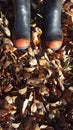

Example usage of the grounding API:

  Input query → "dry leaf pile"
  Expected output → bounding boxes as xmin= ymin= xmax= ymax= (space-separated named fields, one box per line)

xmin=0 ymin=0 xmax=73 ymax=130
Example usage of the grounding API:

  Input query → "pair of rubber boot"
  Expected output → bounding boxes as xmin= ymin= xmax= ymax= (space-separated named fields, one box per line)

xmin=13 ymin=0 xmax=63 ymax=51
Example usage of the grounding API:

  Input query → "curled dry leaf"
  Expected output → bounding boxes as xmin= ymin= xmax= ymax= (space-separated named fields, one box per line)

xmin=5 ymin=96 xmax=13 ymax=104
xmin=39 ymin=57 xmax=47 ymax=66
xmin=0 ymin=24 xmax=11 ymax=37
xmin=34 ymin=46 xmax=40 ymax=55
xmin=64 ymin=1 xmax=73 ymax=24
xmin=51 ymin=59 xmax=65 ymax=90
xmin=39 ymin=86 xmax=50 ymax=96
xmin=22 ymin=99 xmax=29 ymax=114
xmin=58 ymin=75 xmax=65 ymax=91
xmin=32 ymin=27 xmax=42 ymax=46
xmin=61 ymin=49 xmax=72 ymax=72
xmin=31 ymin=103 xmax=37 ymax=113
xmin=15 ymin=65 xmax=23 ymax=73
xmin=24 ymin=67 xmax=36 ymax=72
xmin=33 ymin=100 xmax=45 ymax=115
xmin=69 ymin=86 xmax=73 ymax=91
xmin=3 ymin=38 xmax=13 ymax=46
xmin=12 ymin=123 xmax=21 ymax=129
xmin=3 ymin=60 xmax=12 ymax=69
xmin=5 ymin=96 xmax=17 ymax=104
xmin=29 ymin=58 xmax=38 ymax=66
xmin=0 ymin=109 xmax=8 ymax=117
xmin=9 ymin=109 xmax=16 ymax=115
xmin=44 ymin=52 xmax=50 ymax=62
xmin=19 ymin=52 xmax=28 ymax=59
xmin=4 ymin=84 xmax=13 ymax=92
xmin=4 ymin=27 xmax=11 ymax=37
xmin=47 ymin=48 xmax=54 ymax=54
xmin=8 ymin=53 xmax=17 ymax=63
xmin=27 ymin=77 xmax=45 ymax=85
xmin=5 ymin=44 xmax=17 ymax=53
xmin=35 ymin=124 xmax=40 ymax=130
xmin=50 ymin=100 xmax=64 ymax=107
xmin=64 ymin=2 xmax=72 ymax=12
xmin=29 ymin=92 xmax=33 ymax=101
xmin=28 ymin=47 xmax=35 ymax=57
xmin=40 ymin=125 xmax=47 ymax=129
xmin=4 ymin=17 xmax=9 ymax=26
xmin=18 ymin=87 xmax=27 ymax=95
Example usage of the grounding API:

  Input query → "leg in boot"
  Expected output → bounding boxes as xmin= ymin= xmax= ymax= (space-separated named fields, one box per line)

xmin=44 ymin=0 xmax=63 ymax=51
xmin=12 ymin=0 xmax=30 ymax=49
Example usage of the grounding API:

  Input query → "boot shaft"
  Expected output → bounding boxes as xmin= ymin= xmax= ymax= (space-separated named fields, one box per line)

xmin=13 ymin=0 xmax=30 ymax=40
xmin=44 ymin=0 xmax=62 ymax=41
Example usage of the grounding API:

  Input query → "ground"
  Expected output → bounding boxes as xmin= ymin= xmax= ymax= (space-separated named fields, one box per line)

xmin=0 ymin=0 xmax=73 ymax=130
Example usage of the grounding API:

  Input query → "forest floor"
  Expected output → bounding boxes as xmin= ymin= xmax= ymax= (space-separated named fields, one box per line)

xmin=0 ymin=0 xmax=73 ymax=130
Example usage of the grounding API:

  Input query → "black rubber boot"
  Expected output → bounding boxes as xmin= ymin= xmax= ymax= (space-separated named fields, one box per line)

xmin=12 ymin=0 xmax=30 ymax=49
xmin=44 ymin=0 xmax=63 ymax=51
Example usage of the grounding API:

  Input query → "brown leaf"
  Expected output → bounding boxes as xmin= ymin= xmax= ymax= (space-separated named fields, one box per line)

xmin=18 ymin=87 xmax=27 ymax=95
xmin=4 ymin=84 xmax=13 ymax=92
xmin=29 ymin=58 xmax=38 ymax=66
xmin=12 ymin=123 xmax=21 ymax=129
xmin=3 ymin=60 xmax=12 ymax=69
xmin=32 ymin=27 xmax=42 ymax=46
xmin=3 ymin=38 xmax=13 ymax=46
xmin=39 ymin=58 xmax=47 ymax=66
xmin=24 ymin=67 xmax=36 ymax=72
xmin=0 ymin=109 xmax=8 ymax=117
xmin=22 ymin=99 xmax=29 ymax=114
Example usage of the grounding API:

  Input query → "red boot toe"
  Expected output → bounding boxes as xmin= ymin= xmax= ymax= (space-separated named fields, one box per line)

xmin=14 ymin=38 xmax=30 ymax=49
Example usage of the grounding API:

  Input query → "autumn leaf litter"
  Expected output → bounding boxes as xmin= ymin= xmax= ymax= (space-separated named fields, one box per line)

xmin=0 ymin=0 xmax=73 ymax=130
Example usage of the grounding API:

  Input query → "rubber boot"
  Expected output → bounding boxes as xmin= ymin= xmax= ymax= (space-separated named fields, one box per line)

xmin=12 ymin=0 xmax=30 ymax=49
xmin=44 ymin=0 xmax=63 ymax=51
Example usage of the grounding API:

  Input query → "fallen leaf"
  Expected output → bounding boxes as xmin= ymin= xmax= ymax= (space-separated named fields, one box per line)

xmin=31 ymin=103 xmax=37 ymax=113
xmin=0 ymin=109 xmax=8 ymax=117
xmin=39 ymin=58 xmax=47 ymax=66
xmin=22 ymin=99 xmax=29 ymax=114
xmin=24 ymin=67 xmax=36 ymax=72
xmin=29 ymin=58 xmax=38 ymax=66
xmin=18 ymin=87 xmax=27 ymax=95
xmin=12 ymin=122 xmax=21 ymax=129
xmin=32 ymin=27 xmax=42 ymax=46
xmin=40 ymin=125 xmax=47 ymax=129
xmin=4 ymin=84 xmax=13 ymax=92
xmin=3 ymin=60 xmax=12 ymax=69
